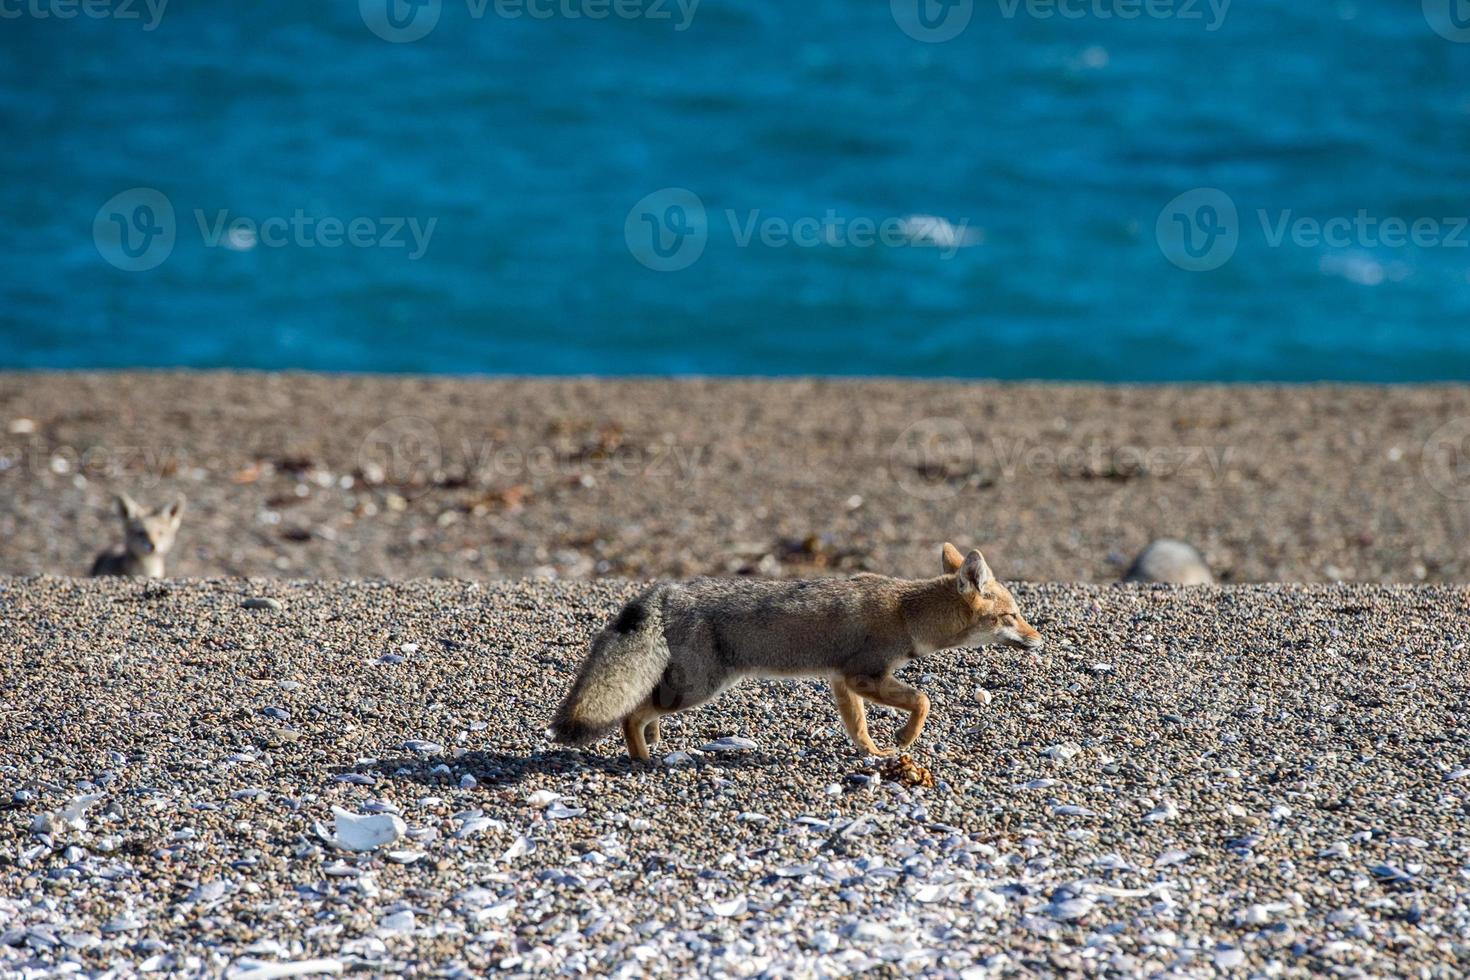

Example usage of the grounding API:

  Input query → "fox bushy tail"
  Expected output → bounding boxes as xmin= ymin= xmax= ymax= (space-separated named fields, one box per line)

xmin=548 ymin=587 xmax=670 ymax=746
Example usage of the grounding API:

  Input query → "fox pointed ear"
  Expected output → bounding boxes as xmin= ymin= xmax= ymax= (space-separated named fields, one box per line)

xmin=956 ymin=549 xmax=994 ymax=595
xmin=941 ymin=542 xmax=965 ymax=574
xmin=161 ymin=494 xmax=186 ymax=526
xmin=115 ymin=492 xmax=140 ymax=521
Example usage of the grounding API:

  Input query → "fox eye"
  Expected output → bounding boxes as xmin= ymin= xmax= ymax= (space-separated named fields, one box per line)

xmin=999 ymin=613 xmax=1017 ymax=625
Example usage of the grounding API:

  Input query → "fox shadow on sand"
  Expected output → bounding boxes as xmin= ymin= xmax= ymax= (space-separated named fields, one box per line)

xmin=357 ymin=746 xmax=778 ymax=788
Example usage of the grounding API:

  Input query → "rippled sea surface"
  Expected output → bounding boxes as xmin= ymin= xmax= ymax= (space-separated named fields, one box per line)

xmin=3 ymin=1 xmax=1469 ymax=379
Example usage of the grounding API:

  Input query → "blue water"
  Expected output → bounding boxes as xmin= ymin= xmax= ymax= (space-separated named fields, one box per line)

xmin=3 ymin=1 xmax=1470 ymax=380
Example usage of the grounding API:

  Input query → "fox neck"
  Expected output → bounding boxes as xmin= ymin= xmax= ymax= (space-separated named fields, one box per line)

xmin=901 ymin=576 xmax=979 ymax=656
xmin=128 ymin=549 xmax=166 ymax=578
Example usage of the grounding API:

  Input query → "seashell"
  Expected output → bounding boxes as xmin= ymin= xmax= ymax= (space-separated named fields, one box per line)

xmin=402 ymin=740 xmax=442 ymax=754
xmin=699 ymin=737 xmax=757 ymax=752
xmin=231 ymin=959 xmax=346 ymax=980
xmin=377 ymin=910 xmax=415 ymax=935
xmin=501 ymin=836 xmax=534 ymax=861
xmin=385 ymin=850 xmax=425 ymax=864
xmin=1155 ymin=849 xmax=1191 ymax=867
xmin=331 ymin=807 xmax=406 ymax=851
xmin=1053 ymin=804 xmax=1095 ymax=817
xmin=1143 ymin=800 xmax=1179 ymax=823
xmin=709 ymin=896 xmax=747 ymax=917
xmin=1040 ymin=742 xmax=1081 ymax=761
xmin=525 ymin=790 xmax=560 ymax=808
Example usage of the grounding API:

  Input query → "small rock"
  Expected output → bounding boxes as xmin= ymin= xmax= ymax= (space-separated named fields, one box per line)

xmin=241 ymin=597 xmax=283 ymax=611
xmin=1123 ymin=539 xmax=1213 ymax=585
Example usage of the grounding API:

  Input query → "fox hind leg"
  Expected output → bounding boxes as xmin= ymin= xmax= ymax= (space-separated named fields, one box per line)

xmin=849 ymin=674 xmax=930 ymax=750
xmin=622 ymin=695 xmax=667 ymax=761
xmin=830 ymin=677 xmax=895 ymax=757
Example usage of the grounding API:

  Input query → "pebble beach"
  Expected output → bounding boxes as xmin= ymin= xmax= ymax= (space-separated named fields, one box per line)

xmin=1 ymin=372 xmax=1468 ymax=584
xmin=2 ymin=577 xmax=1468 ymax=977
xmin=1 ymin=372 xmax=1468 ymax=976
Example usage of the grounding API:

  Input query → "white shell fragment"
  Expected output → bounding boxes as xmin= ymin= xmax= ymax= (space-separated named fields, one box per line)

xmin=699 ymin=737 xmax=757 ymax=752
xmin=709 ymin=896 xmax=747 ymax=917
xmin=330 ymin=807 xmax=406 ymax=851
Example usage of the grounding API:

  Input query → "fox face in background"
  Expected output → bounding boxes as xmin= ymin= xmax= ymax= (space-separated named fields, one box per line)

xmin=91 ymin=492 xmax=186 ymax=578
xmin=940 ymin=541 xmax=1045 ymax=651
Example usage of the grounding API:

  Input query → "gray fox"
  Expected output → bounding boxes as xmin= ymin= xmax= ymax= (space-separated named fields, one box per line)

xmin=90 ymin=492 xmax=185 ymax=578
xmin=549 ymin=543 xmax=1044 ymax=760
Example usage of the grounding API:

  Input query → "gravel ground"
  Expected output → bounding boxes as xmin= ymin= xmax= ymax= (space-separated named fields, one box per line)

xmin=2 ymin=577 xmax=1468 ymax=977
xmin=1 ymin=372 xmax=1468 ymax=583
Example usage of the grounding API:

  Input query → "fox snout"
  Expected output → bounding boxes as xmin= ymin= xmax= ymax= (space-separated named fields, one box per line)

xmin=1003 ymin=622 xmax=1045 ymax=650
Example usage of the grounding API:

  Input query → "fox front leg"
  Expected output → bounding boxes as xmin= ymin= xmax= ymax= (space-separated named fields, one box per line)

xmin=846 ymin=673 xmax=931 ymax=751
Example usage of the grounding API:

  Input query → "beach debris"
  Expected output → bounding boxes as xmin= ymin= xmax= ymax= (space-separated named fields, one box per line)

xmin=231 ymin=958 xmax=344 ymax=980
xmin=880 ymin=755 xmax=935 ymax=788
xmin=1143 ymin=800 xmax=1180 ymax=823
xmin=1052 ymin=804 xmax=1095 ymax=817
xmin=1040 ymin=742 xmax=1082 ymax=762
xmin=1123 ymin=539 xmax=1213 ymax=585
xmin=330 ymin=807 xmax=406 ymax=851
xmin=402 ymin=740 xmax=442 ymax=754
xmin=699 ymin=736 xmax=756 ymax=752
xmin=525 ymin=790 xmax=561 ymax=808
xmin=709 ymin=896 xmax=747 ymax=917
xmin=1154 ymin=849 xmax=1191 ymax=867
xmin=501 ymin=836 xmax=534 ymax=862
